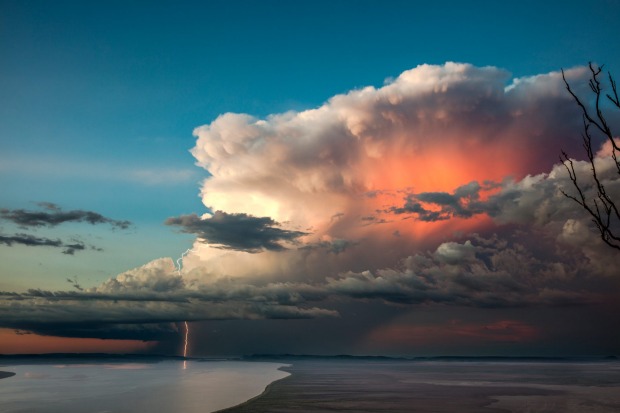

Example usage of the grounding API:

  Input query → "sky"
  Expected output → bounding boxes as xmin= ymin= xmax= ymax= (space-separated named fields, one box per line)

xmin=1 ymin=0 xmax=620 ymax=356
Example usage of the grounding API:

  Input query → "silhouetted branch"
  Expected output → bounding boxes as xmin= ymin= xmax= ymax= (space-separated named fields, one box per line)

xmin=561 ymin=63 xmax=620 ymax=251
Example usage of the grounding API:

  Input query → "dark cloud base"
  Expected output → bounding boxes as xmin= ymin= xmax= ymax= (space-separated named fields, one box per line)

xmin=165 ymin=211 xmax=306 ymax=252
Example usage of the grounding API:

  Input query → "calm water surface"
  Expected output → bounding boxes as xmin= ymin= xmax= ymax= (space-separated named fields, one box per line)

xmin=0 ymin=361 xmax=289 ymax=413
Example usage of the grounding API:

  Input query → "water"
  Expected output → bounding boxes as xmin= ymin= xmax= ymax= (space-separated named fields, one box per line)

xmin=0 ymin=361 xmax=289 ymax=413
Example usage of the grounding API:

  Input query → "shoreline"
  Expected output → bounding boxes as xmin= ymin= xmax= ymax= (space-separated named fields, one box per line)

xmin=0 ymin=371 xmax=16 ymax=380
xmin=214 ymin=365 xmax=293 ymax=413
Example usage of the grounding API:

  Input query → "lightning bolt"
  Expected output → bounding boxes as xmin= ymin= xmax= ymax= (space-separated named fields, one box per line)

xmin=183 ymin=321 xmax=189 ymax=369
xmin=183 ymin=321 xmax=189 ymax=358
xmin=176 ymin=248 xmax=195 ymax=276
xmin=176 ymin=248 xmax=195 ymax=368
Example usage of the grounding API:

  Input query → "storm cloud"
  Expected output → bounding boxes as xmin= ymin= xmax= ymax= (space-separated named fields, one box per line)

xmin=0 ymin=257 xmax=336 ymax=340
xmin=0 ymin=227 xmax=605 ymax=341
xmin=3 ymin=63 xmax=620 ymax=346
xmin=326 ymin=235 xmax=593 ymax=308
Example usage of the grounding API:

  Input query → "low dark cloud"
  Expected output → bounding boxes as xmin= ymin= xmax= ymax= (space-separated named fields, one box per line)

xmin=0 ymin=220 xmax=617 ymax=342
xmin=325 ymin=235 xmax=595 ymax=308
xmin=23 ymin=322 xmax=180 ymax=342
xmin=0 ymin=290 xmax=336 ymax=340
xmin=165 ymin=211 xmax=307 ymax=252
xmin=0 ymin=257 xmax=337 ymax=340
xmin=0 ymin=202 xmax=131 ymax=229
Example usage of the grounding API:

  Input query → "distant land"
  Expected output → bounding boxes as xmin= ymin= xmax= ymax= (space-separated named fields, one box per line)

xmin=0 ymin=353 xmax=617 ymax=363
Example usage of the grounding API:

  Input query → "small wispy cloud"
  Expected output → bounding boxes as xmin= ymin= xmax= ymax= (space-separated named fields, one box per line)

xmin=0 ymin=203 xmax=131 ymax=255
xmin=0 ymin=233 xmax=88 ymax=255
xmin=1 ymin=203 xmax=131 ymax=229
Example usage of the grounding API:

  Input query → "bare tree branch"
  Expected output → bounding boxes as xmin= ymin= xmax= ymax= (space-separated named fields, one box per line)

xmin=561 ymin=63 xmax=620 ymax=251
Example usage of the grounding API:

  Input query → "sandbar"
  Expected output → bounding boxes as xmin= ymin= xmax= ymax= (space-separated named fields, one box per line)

xmin=0 ymin=371 xmax=16 ymax=380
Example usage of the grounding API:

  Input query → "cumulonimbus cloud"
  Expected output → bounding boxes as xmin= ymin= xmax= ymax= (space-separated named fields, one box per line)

xmin=182 ymin=63 xmax=598 ymax=279
xmin=2 ymin=63 xmax=620 ymax=341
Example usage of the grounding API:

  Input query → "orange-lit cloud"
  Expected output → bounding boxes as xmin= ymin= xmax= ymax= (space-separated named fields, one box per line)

xmin=184 ymin=62 xmax=589 ymax=280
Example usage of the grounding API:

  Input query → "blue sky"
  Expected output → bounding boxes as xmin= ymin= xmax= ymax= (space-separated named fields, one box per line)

xmin=1 ymin=0 xmax=620 ymax=355
xmin=4 ymin=0 xmax=618 ymax=207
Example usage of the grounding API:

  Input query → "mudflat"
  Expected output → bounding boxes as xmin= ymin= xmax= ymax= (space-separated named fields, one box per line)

xmin=218 ymin=360 xmax=620 ymax=413
xmin=0 ymin=371 xmax=16 ymax=380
